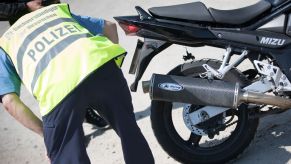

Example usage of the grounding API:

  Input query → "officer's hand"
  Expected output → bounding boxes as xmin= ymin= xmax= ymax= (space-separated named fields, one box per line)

xmin=26 ymin=0 xmax=43 ymax=11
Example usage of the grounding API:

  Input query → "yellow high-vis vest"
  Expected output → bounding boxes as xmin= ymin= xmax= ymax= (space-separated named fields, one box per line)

xmin=0 ymin=4 xmax=126 ymax=116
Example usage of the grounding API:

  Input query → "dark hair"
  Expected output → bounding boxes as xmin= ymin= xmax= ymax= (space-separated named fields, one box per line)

xmin=41 ymin=0 xmax=60 ymax=6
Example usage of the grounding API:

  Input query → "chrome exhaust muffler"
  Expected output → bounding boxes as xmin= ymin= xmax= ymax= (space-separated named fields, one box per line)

xmin=142 ymin=74 xmax=291 ymax=109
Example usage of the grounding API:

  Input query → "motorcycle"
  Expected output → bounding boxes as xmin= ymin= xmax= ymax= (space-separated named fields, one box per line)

xmin=114 ymin=0 xmax=291 ymax=163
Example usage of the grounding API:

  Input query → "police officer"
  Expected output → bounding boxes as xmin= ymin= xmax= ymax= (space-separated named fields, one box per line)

xmin=0 ymin=0 xmax=109 ymax=128
xmin=0 ymin=1 xmax=154 ymax=164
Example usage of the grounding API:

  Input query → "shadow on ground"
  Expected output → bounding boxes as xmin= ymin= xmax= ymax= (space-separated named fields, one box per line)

xmin=234 ymin=110 xmax=291 ymax=164
xmin=85 ymin=103 xmax=291 ymax=164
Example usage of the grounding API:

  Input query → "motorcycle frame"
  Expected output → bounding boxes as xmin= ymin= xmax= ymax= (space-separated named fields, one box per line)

xmin=114 ymin=1 xmax=291 ymax=92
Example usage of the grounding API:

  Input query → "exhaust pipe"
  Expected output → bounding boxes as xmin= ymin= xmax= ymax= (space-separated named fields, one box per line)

xmin=142 ymin=74 xmax=291 ymax=109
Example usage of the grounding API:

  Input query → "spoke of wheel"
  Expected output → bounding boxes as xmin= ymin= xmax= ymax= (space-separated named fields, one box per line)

xmin=187 ymin=133 xmax=202 ymax=147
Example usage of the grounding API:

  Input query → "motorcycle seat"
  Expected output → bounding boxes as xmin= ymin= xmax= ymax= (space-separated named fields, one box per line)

xmin=148 ymin=1 xmax=272 ymax=25
xmin=148 ymin=2 xmax=215 ymax=23
xmin=209 ymin=1 xmax=271 ymax=25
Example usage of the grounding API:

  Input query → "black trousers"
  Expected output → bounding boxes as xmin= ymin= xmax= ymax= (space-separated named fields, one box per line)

xmin=42 ymin=61 xmax=155 ymax=164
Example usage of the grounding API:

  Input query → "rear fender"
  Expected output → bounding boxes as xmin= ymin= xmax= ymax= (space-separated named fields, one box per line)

xmin=130 ymin=38 xmax=171 ymax=92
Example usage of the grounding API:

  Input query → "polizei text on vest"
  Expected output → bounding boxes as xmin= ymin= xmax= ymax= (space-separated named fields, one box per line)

xmin=27 ymin=24 xmax=82 ymax=62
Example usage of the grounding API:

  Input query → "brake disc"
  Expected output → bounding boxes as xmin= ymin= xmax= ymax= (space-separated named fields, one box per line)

xmin=183 ymin=104 xmax=207 ymax=136
xmin=183 ymin=104 xmax=227 ymax=136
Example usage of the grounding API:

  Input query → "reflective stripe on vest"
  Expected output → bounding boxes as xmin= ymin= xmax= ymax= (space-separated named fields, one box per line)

xmin=0 ymin=4 xmax=126 ymax=116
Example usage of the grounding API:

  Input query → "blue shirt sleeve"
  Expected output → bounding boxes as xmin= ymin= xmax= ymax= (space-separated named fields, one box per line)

xmin=72 ymin=14 xmax=105 ymax=36
xmin=0 ymin=48 xmax=21 ymax=98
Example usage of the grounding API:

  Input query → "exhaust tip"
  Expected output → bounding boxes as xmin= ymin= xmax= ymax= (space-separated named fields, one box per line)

xmin=142 ymin=80 xmax=151 ymax=93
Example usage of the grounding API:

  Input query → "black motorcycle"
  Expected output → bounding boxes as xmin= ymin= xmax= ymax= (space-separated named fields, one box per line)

xmin=115 ymin=0 xmax=291 ymax=163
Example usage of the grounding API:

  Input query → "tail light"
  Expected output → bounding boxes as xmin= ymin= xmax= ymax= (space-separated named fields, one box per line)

xmin=119 ymin=22 xmax=140 ymax=36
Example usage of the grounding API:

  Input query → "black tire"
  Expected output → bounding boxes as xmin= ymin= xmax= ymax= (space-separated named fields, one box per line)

xmin=151 ymin=59 xmax=259 ymax=164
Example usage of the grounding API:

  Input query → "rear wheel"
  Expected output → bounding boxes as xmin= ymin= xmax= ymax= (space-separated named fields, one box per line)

xmin=151 ymin=59 xmax=259 ymax=164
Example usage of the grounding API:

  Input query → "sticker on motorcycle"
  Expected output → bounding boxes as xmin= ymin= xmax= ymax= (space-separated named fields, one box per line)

xmin=259 ymin=37 xmax=285 ymax=46
xmin=158 ymin=83 xmax=184 ymax=91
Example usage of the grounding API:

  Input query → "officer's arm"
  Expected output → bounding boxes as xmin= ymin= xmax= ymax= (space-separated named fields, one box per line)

xmin=2 ymin=93 xmax=43 ymax=137
xmin=103 ymin=20 xmax=119 ymax=44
